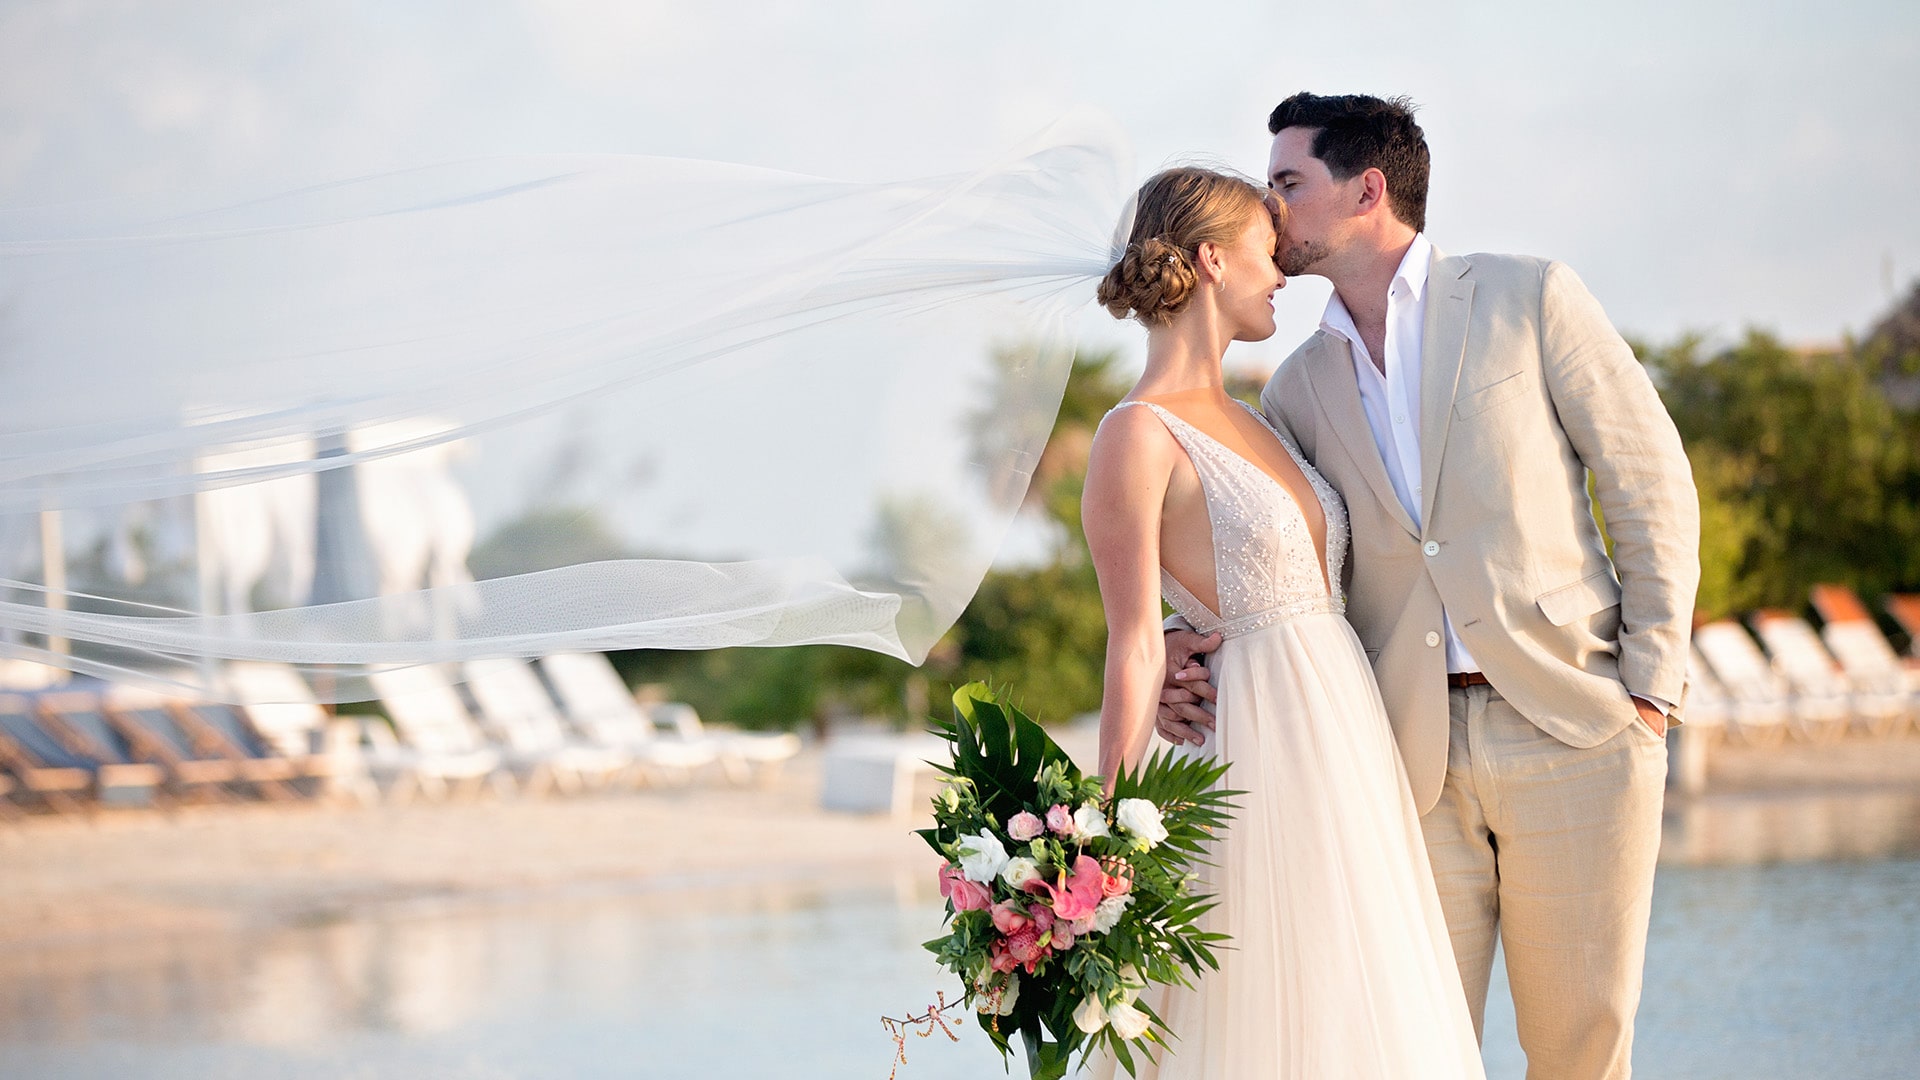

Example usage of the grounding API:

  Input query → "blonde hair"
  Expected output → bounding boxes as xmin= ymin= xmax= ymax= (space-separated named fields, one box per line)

xmin=1097 ymin=167 xmax=1273 ymax=326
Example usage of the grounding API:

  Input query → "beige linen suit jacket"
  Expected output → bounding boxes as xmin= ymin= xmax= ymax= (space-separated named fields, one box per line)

xmin=1261 ymin=248 xmax=1700 ymax=815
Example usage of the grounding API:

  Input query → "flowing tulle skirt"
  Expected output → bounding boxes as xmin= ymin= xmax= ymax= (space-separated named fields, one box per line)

xmin=1085 ymin=612 xmax=1485 ymax=1079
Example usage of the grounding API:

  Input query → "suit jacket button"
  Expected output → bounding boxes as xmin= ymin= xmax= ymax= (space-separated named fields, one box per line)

xmin=1425 ymin=631 xmax=1442 ymax=647
xmin=1423 ymin=540 xmax=1440 ymax=557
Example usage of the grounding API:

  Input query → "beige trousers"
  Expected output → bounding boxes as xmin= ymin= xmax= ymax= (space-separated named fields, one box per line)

xmin=1420 ymin=684 xmax=1667 ymax=1080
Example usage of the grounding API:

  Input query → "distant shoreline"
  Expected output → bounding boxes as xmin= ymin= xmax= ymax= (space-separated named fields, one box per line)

xmin=6 ymin=733 xmax=1918 ymax=953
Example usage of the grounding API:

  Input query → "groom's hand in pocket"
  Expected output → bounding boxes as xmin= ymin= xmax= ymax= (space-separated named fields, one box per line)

xmin=1156 ymin=629 xmax=1222 ymax=746
xmin=1632 ymin=695 xmax=1669 ymax=738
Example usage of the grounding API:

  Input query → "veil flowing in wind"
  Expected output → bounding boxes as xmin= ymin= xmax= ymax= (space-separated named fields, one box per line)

xmin=0 ymin=114 xmax=1133 ymax=700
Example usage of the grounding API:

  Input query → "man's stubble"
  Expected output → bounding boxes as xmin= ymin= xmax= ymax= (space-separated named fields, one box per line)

xmin=1279 ymin=239 xmax=1331 ymax=278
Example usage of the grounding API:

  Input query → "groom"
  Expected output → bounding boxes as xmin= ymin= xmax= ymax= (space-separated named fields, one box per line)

xmin=1157 ymin=93 xmax=1699 ymax=1079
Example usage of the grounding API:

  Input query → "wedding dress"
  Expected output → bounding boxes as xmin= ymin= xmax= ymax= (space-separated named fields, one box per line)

xmin=1086 ymin=401 xmax=1484 ymax=1079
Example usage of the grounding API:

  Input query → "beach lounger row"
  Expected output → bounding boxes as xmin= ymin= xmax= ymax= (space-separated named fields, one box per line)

xmin=0 ymin=679 xmax=361 ymax=814
xmin=0 ymin=652 xmax=799 ymax=814
xmin=1685 ymin=587 xmax=1920 ymax=745
xmin=360 ymin=654 xmax=798 ymax=802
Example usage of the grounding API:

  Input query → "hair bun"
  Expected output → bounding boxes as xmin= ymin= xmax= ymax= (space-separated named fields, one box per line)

xmin=1097 ymin=236 xmax=1198 ymax=325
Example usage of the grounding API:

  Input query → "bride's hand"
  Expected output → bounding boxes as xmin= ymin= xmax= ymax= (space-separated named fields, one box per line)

xmin=1156 ymin=630 xmax=1220 ymax=746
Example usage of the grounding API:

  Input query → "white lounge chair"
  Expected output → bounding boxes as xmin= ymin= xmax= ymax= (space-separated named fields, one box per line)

xmin=1668 ymin=648 xmax=1732 ymax=795
xmin=1809 ymin=586 xmax=1915 ymax=737
xmin=648 ymin=701 xmax=800 ymax=784
xmin=1682 ymin=647 xmax=1731 ymax=735
xmin=364 ymin=665 xmax=508 ymax=802
xmin=1748 ymin=610 xmax=1879 ymax=741
xmin=219 ymin=663 xmax=377 ymax=803
xmin=538 ymin=653 xmax=719 ymax=784
xmin=462 ymin=658 xmax=632 ymax=795
xmin=1692 ymin=620 xmax=1795 ymax=747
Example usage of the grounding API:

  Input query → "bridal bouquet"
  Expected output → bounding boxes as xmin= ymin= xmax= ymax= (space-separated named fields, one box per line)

xmin=906 ymin=683 xmax=1236 ymax=1079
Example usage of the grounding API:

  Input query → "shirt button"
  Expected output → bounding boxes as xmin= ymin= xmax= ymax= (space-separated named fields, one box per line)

xmin=1394 ymin=414 xmax=1406 ymax=424
xmin=1423 ymin=540 xmax=1440 ymax=557
xmin=1425 ymin=631 xmax=1442 ymax=648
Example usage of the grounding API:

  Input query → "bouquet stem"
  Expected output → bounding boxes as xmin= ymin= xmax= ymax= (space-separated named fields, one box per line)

xmin=1022 ymin=1031 xmax=1071 ymax=1080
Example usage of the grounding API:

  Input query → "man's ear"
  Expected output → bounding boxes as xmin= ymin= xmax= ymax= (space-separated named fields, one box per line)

xmin=1356 ymin=168 xmax=1390 ymax=217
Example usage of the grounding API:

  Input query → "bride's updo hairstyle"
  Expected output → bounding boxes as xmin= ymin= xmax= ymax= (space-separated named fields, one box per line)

xmin=1097 ymin=167 xmax=1271 ymax=326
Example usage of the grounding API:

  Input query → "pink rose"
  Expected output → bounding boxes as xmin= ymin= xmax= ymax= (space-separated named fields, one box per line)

xmin=1050 ymin=925 xmax=1076 ymax=953
xmin=1066 ymin=915 xmax=1097 ymax=937
xmin=1045 ymin=804 xmax=1074 ymax=837
xmin=938 ymin=861 xmax=991 ymax=912
xmin=1101 ymin=868 xmax=1132 ymax=898
xmin=990 ymin=900 xmax=1031 ymax=936
xmin=1007 ymin=811 xmax=1045 ymax=842
xmin=1034 ymin=855 xmax=1105 ymax=922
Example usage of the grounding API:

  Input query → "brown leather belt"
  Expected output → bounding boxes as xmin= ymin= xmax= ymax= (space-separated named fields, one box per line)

xmin=1447 ymin=672 xmax=1491 ymax=689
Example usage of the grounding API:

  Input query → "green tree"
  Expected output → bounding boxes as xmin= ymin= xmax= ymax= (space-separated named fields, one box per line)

xmin=1639 ymin=325 xmax=1920 ymax=618
xmin=941 ymin=350 xmax=1137 ymax=722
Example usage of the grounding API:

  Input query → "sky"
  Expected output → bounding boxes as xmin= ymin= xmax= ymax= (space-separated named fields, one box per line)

xmin=3 ymin=0 xmax=1916 ymax=360
xmin=3 ymin=0 xmax=1918 ymax=576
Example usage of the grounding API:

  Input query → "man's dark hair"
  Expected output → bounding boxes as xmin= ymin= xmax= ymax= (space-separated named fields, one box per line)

xmin=1268 ymin=93 xmax=1429 ymax=234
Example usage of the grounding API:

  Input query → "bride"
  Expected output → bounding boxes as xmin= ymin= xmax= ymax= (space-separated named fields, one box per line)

xmin=1080 ymin=167 xmax=1485 ymax=1078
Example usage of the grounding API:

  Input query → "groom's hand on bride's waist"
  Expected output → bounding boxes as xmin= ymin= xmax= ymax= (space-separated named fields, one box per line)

xmin=1156 ymin=629 xmax=1222 ymax=746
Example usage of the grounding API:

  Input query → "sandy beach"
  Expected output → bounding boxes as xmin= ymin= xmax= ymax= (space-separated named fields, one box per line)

xmin=5 ymin=724 xmax=1917 ymax=954
xmin=0 ymin=746 xmax=953 ymax=953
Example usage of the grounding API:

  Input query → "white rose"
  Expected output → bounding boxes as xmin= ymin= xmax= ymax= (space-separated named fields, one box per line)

xmin=1072 ymin=994 xmax=1109 ymax=1034
xmin=1113 ymin=798 xmax=1169 ymax=848
xmin=954 ymin=829 xmax=1010 ymax=884
xmin=1107 ymin=1001 xmax=1151 ymax=1040
xmin=1001 ymin=856 xmax=1042 ymax=890
xmin=1072 ymin=804 xmax=1110 ymax=841
xmin=993 ymin=973 xmax=1020 ymax=1016
xmin=1090 ymin=894 xmax=1132 ymax=934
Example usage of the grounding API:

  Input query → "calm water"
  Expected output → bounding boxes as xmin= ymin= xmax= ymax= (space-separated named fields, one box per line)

xmin=2 ymin=861 xmax=1916 ymax=1079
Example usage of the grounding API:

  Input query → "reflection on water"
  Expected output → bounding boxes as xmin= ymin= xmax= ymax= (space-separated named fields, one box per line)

xmin=1 ymin=862 xmax=1916 ymax=1079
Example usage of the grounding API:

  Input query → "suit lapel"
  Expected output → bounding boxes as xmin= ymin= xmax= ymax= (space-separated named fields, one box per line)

xmin=1418 ymin=250 xmax=1474 ymax=527
xmin=1302 ymin=332 xmax=1420 ymax=539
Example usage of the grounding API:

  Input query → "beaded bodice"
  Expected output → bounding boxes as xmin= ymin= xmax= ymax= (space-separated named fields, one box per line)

xmin=1113 ymin=400 xmax=1349 ymax=638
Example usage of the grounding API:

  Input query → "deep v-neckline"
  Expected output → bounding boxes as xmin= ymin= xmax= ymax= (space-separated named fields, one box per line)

xmin=1127 ymin=398 xmax=1336 ymax=599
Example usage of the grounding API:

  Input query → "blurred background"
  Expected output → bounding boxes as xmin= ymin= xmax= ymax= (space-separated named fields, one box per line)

xmin=2 ymin=2 xmax=1918 ymax=1078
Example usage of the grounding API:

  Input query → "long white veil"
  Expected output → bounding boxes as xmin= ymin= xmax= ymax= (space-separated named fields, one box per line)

xmin=0 ymin=114 xmax=1132 ymax=700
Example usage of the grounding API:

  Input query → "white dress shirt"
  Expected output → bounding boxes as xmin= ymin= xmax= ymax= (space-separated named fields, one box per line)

xmin=1319 ymin=234 xmax=1483 ymax=675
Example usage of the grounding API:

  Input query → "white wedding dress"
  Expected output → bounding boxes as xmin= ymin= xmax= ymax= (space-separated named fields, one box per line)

xmin=1086 ymin=401 xmax=1484 ymax=1079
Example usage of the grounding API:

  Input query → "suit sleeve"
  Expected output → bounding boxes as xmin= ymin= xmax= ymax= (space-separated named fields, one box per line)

xmin=1539 ymin=262 xmax=1700 ymax=708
